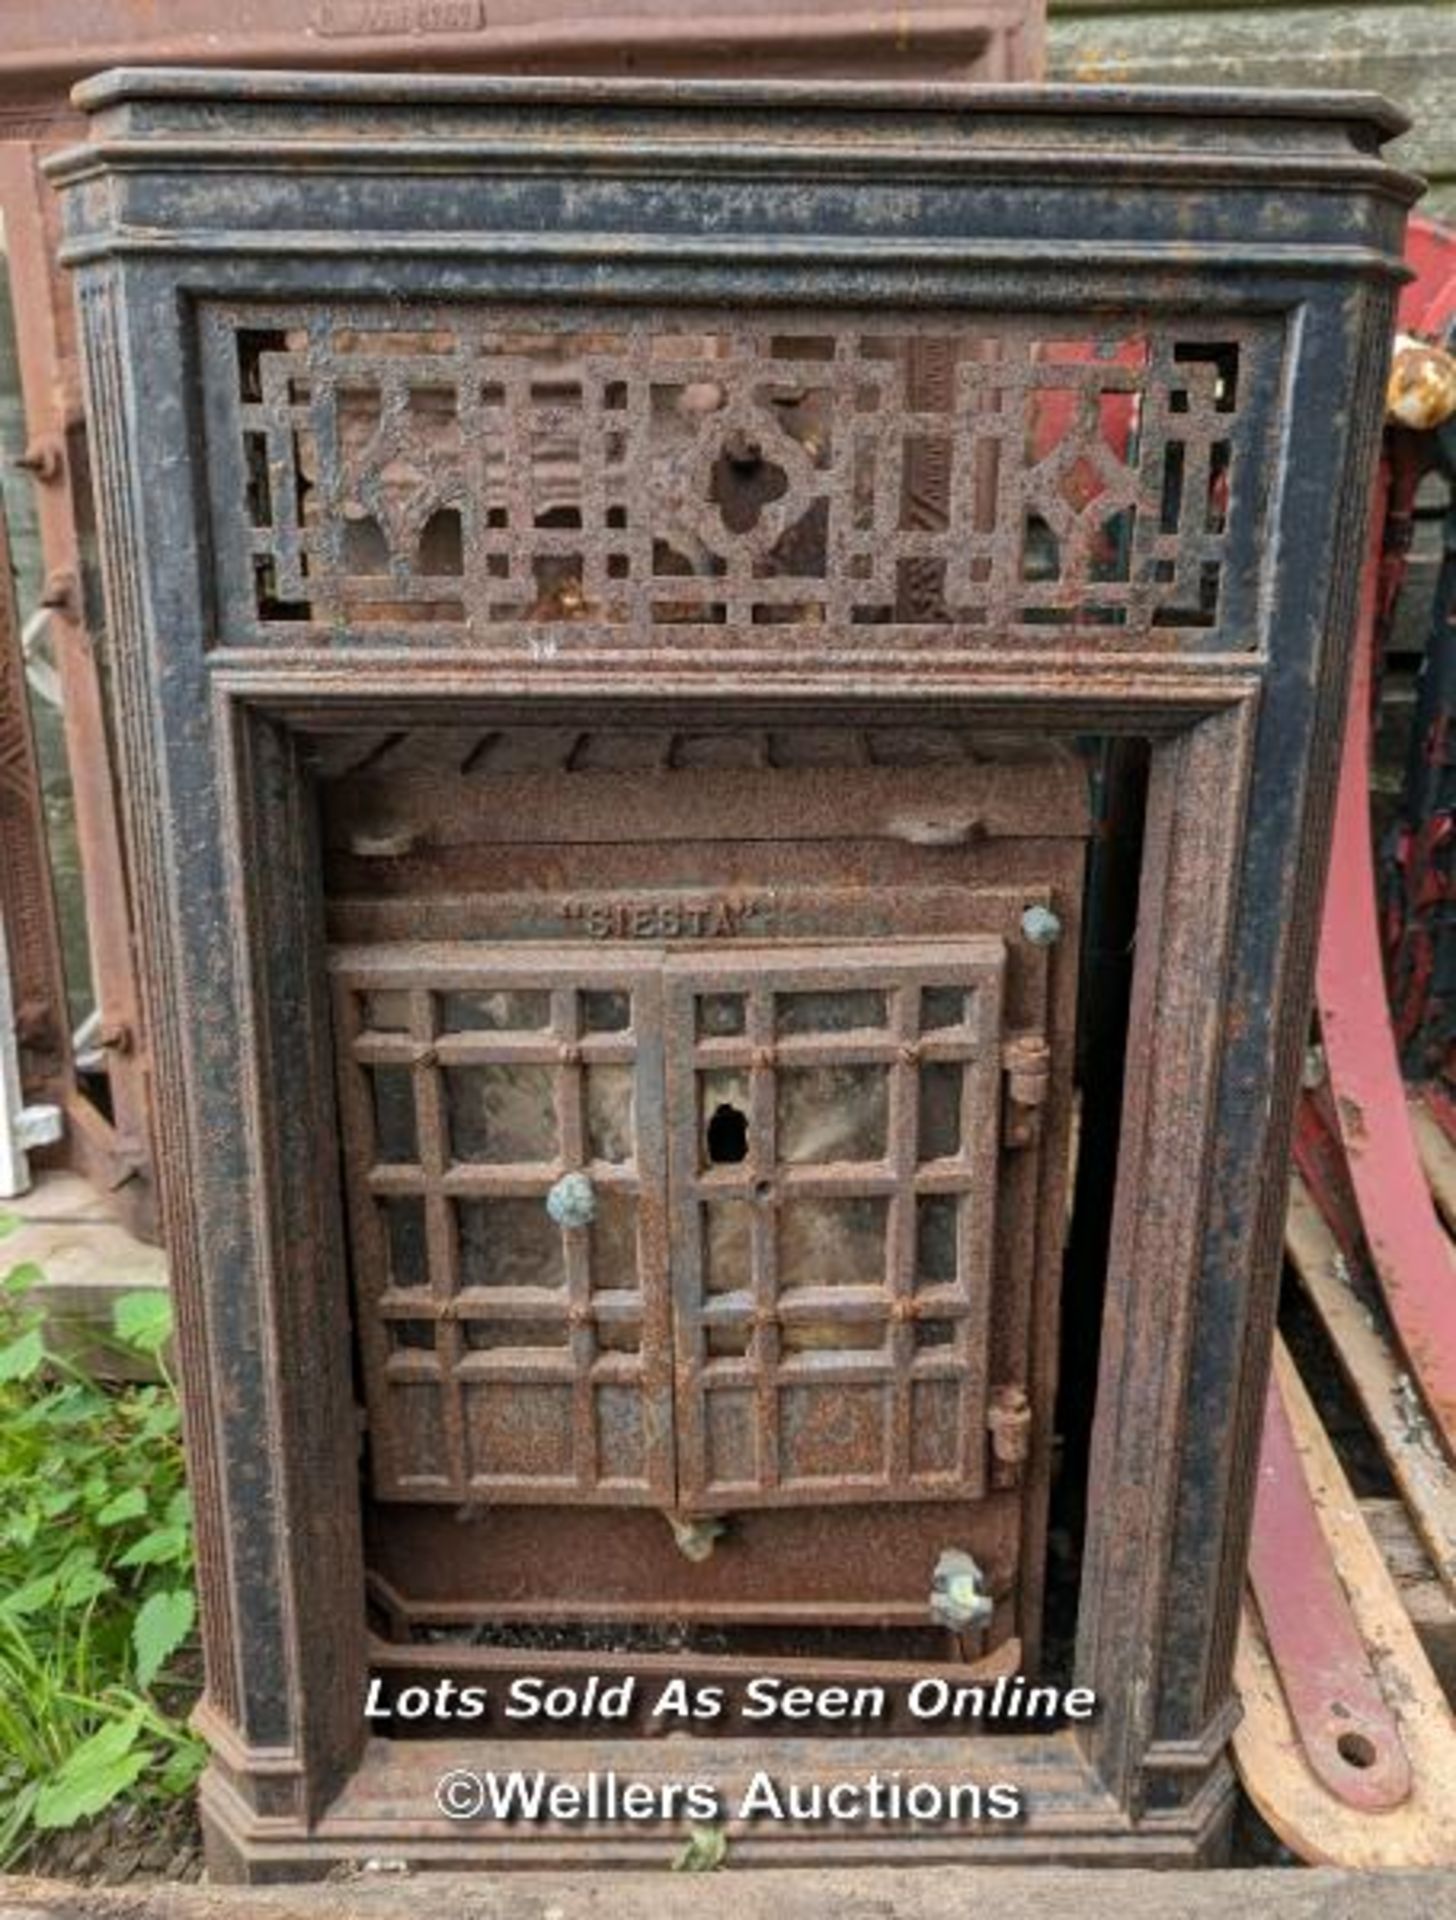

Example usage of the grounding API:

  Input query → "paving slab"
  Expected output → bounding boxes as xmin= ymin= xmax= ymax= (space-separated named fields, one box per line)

xmin=3 ymin=1868 xmax=1456 ymax=1920
xmin=1 ymin=1169 xmax=167 ymax=1375
xmin=2 ymin=1172 xmax=166 ymax=1291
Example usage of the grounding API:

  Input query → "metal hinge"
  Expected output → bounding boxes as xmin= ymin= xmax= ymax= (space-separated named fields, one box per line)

xmin=987 ymin=1385 xmax=1032 ymax=1489
xmin=1002 ymin=1033 xmax=1050 ymax=1148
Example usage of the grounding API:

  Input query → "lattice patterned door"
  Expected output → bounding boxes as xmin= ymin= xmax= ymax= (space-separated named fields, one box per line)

xmin=331 ymin=949 xmax=673 ymax=1506
xmin=665 ymin=943 xmax=1006 ymax=1511
xmin=333 ymin=935 xmax=1020 ymax=1524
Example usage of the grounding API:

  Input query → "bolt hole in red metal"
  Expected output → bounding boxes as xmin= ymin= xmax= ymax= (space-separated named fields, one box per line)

xmin=1335 ymin=1729 xmax=1379 ymax=1771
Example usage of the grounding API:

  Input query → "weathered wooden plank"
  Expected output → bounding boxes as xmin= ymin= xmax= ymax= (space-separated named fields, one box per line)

xmin=1411 ymin=1094 xmax=1456 ymax=1235
xmin=1285 ymin=1172 xmax=1456 ymax=1600
xmin=1055 ymin=0 xmax=1426 ymax=14
xmin=1049 ymin=5 xmax=1456 ymax=217
xmin=1362 ymin=1495 xmax=1456 ymax=1698
xmin=1234 ymin=1337 xmax=1456 ymax=1867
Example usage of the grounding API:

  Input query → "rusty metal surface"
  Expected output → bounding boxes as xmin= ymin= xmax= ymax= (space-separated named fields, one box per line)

xmin=0 ymin=0 xmax=1041 ymax=1235
xmin=334 ymin=942 xmax=1023 ymax=1511
xmin=1248 ymin=1368 xmax=1413 ymax=1814
xmin=0 ymin=143 xmax=152 ymax=1224
xmin=325 ymin=740 xmax=1078 ymax=1651
xmin=50 ymin=72 xmax=1414 ymax=1875
xmin=0 ymin=495 xmax=70 ymax=1100
xmin=0 ymin=2 xmax=1040 ymax=108
xmin=332 ymin=946 xmax=677 ymax=1508
xmin=363 ymin=1494 xmax=1025 ymax=1628
xmin=664 ymin=943 xmax=1010 ymax=1512
xmin=213 ymin=305 xmax=1272 ymax=654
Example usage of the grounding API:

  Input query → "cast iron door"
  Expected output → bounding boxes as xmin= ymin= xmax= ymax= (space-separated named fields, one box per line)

xmin=332 ymin=949 xmax=673 ymax=1505
xmin=332 ymin=935 xmax=1013 ymax=1520
xmin=667 ymin=944 xmax=1006 ymax=1510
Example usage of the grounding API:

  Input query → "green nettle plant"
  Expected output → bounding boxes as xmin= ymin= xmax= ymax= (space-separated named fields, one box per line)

xmin=0 ymin=1213 xmax=204 ymax=1866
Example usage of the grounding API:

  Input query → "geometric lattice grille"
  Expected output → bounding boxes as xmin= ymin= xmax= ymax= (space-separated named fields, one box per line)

xmin=665 ymin=943 xmax=1008 ymax=1509
xmin=330 ymin=949 xmax=672 ymax=1506
xmin=208 ymin=304 xmax=1281 ymax=651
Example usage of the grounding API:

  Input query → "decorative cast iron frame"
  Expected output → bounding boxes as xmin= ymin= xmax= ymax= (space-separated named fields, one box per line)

xmin=50 ymin=72 xmax=1416 ymax=1875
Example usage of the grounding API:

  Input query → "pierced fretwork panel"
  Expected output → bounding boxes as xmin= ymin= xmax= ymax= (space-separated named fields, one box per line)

xmin=204 ymin=304 xmax=1281 ymax=651
xmin=666 ymin=943 xmax=1009 ymax=1510
xmin=330 ymin=950 xmax=672 ymax=1506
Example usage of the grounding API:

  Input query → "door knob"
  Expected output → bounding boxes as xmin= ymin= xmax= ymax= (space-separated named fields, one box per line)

xmin=545 ymin=1171 xmax=596 ymax=1229
xmin=930 ymin=1548 xmax=994 ymax=1631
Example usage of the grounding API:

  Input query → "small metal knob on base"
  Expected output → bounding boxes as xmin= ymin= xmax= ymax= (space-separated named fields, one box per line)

xmin=545 ymin=1171 xmax=597 ymax=1230
xmin=668 ymin=1513 xmax=727 ymax=1562
xmin=930 ymin=1548 xmax=994 ymax=1631
xmin=1020 ymin=904 xmax=1063 ymax=947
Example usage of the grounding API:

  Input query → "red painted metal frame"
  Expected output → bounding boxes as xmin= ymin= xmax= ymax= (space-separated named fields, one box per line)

xmin=0 ymin=143 xmax=153 ymax=1224
xmin=1382 ymin=217 xmax=1456 ymax=1124
xmin=1307 ymin=219 xmax=1456 ymax=1449
xmin=1251 ymin=216 xmax=1456 ymax=1809
xmin=1307 ymin=453 xmax=1456 ymax=1456
xmin=1381 ymin=425 xmax=1442 ymax=1063
xmin=1248 ymin=1368 xmax=1412 ymax=1812
xmin=1401 ymin=222 xmax=1456 ymax=338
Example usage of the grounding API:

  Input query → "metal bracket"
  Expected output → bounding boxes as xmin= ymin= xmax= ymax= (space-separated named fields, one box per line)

xmin=987 ymin=1384 xmax=1032 ymax=1488
xmin=1002 ymin=1033 xmax=1051 ymax=1148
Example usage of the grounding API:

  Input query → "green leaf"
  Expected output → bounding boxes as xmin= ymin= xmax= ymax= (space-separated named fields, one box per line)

xmin=95 ymin=1486 xmax=148 ymax=1528
xmin=157 ymin=1741 xmax=206 ymax=1798
xmin=33 ymin=1709 xmax=151 ymax=1829
xmin=15 ymin=1382 xmax=93 ymax=1430
xmin=117 ymin=1525 xmax=188 ymax=1571
xmin=672 ymin=1825 xmax=729 ymax=1873
xmin=133 ymin=1588 xmax=195 ymax=1688
xmin=2 ymin=1262 xmax=43 ymax=1295
xmin=0 ymin=1571 xmax=58 ymax=1617
xmin=0 ymin=1328 xmax=44 ymax=1383
xmin=59 ymin=1566 xmax=113 ymax=1607
xmin=131 ymin=1400 xmax=181 ymax=1445
xmin=0 ymin=1213 xmax=20 ymax=1239
xmin=113 ymin=1292 xmax=172 ymax=1356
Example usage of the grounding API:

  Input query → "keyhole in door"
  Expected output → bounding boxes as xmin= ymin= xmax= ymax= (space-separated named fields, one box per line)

xmin=706 ymin=1102 xmax=750 ymax=1165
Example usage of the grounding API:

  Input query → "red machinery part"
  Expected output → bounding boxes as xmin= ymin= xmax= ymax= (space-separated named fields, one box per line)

xmin=1309 ymin=449 xmax=1456 ymax=1455
xmin=1294 ymin=214 xmax=1456 ymax=1458
xmin=1248 ymin=1368 xmax=1413 ymax=1813
xmin=1253 ymin=213 xmax=1456 ymax=1812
